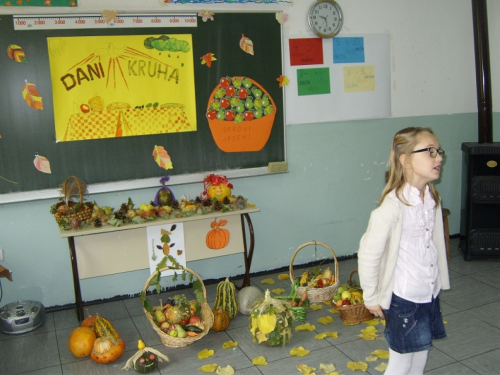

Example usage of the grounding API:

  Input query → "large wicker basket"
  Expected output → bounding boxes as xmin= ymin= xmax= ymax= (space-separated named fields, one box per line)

xmin=332 ymin=270 xmax=374 ymax=324
xmin=289 ymin=241 xmax=339 ymax=303
xmin=142 ymin=266 xmax=214 ymax=348
xmin=52 ymin=175 xmax=93 ymax=224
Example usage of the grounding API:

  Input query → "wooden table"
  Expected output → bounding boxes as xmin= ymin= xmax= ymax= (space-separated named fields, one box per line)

xmin=58 ymin=207 xmax=259 ymax=322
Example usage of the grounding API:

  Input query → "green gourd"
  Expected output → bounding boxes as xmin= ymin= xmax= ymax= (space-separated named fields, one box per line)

xmin=134 ymin=351 xmax=158 ymax=374
xmin=213 ymin=278 xmax=239 ymax=319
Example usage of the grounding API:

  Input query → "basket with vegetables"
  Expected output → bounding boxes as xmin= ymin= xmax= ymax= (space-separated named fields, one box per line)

xmin=289 ymin=241 xmax=340 ymax=303
xmin=331 ymin=270 xmax=373 ymax=324
xmin=274 ymin=279 xmax=309 ymax=322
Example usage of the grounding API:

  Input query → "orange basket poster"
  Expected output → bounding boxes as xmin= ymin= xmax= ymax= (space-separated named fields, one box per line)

xmin=48 ymin=34 xmax=197 ymax=142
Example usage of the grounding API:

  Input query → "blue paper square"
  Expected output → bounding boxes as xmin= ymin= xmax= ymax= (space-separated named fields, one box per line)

xmin=333 ymin=37 xmax=365 ymax=64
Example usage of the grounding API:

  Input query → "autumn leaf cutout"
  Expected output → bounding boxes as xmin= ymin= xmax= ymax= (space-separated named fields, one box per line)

xmin=240 ymin=34 xmax=254 ymax=55
xmin=152 ymin=145 xmax=173 ymax=170
xmin=33 ymin=154 xmax=52 ymax=174
xmin=22 ymin=80 xmax=43 ymax=110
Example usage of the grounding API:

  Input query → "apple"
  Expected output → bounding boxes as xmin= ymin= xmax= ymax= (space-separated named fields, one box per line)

xmin=341 ymin=291 xmax=352 ymax=300
xmin=159 ymin=321 xmax=170 ymax=332
xmin=244 ymin=111 xmax=254 ymax=121
xmin=220 ymin=97 xmax=230 ymax=109
xmin=220 ymin=76 xmax=231 ymax=88
xmin=341 ymin=300 xmax=351 ymax=306
xmin=206 ymin=109 xmax=217 ymax=120
xmin=238 ymin=87 xmax=248 ymax=99
xmin=225 ymin=85 xmax=235 ymax=97
xmin=225 ymin=110 xmax=235 ymax=121
xmin=189 ymin=315 xmax=202 ymax=325
xmin=127 ymin=209 xmax=137 ymax=219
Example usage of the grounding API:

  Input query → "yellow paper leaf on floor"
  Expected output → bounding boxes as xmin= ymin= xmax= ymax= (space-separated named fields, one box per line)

xmin=272 ymin=288 xmax=286 ymax=295
xmin=363 ymin=318 xmax=380 ymax=326
xmin=290 ymin=346 xmax=311 ymax=357
xmin=318 ymin=316 xmax=334 ymax=325
xmin=371 ymin=349 xmax=389 ymax=359
xmin=278 ymin=273 xmax=289 ymax=280
xmin=322 ymin=300 xmax=332 ymax=305
xmin=315 ymin=333 xmax=327 ymax=340
xmin=199 ymin=363 xmax=218 ymax=372
xmin=375 ymin=362 xmax=388 ymax=372
xmin=222 ymin=340 xmax=238 ymax=349
xmin=443 ymin=320 xmax=448 ymax=324
xmin=198 ymin=349 xmax=215 ymax=360
xmin=346 ymin=361 xmax=368 ymax=371
xmin=365 ymin=355 xmax=378 ymax=362
xmin=325 ymin=331 xmax=339 ymax=339
xmin=295 ymin=322 xmax=316 ymax=331
xmin=310 ymin=303 xmax=323 ymax=311
xmin=361 ymin=326 xmax=378 ymax=335
xmin=343 ymin=321 xmax=360 ymax=326
xmin=216 ymin=365 xmax=235 ymax=375
xmin=297 ymin=364 xmax=316 ymax=375
xmin=252 ymin=356 xmax=268 ymax=366
xmin=261 ymin=278 xmax=275 ymax=284
xmin=319 ymin=363 xmax=337 ymax=373
xmin=359 ymin=333 xmax=378 ymax=341
xmin=329 ymin=308 xmax=340 ymax=314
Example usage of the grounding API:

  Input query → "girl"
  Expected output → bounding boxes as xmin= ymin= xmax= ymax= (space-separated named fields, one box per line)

xmin=358 ymin=127 xmax=450 ymax=374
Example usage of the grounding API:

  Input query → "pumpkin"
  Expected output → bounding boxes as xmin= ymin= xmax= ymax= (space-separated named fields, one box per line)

xmin=164 ymin=303 xmax=191 ymax=325
xmin=90 ymin=335 xmax=125 ymax=364
xmin=81 ymin=309 xmax=98 ymax=330
xmin=202 ymin=174 xmax=233 ymax=202
xmin=211 ymin=307 xmax=230 ymax=331
xmin=68 ymin=326 xmax=97 ymax=358
xmin=134 ymin=351 xmax=159 ymax=374
xmin=207 ymin=183 xmax=231 ymax=202
xmin=237 ymin=286 xmax=264 ymax=315
xmin=94 ymin=316 xmax=120 ymax=338
xmin=206 ymin=218 xmax=230 ymax=250
xmin=213 ymin=277 xmax=239 ymax=319
xmin=249 ymin=289 xmax=294 ymax=347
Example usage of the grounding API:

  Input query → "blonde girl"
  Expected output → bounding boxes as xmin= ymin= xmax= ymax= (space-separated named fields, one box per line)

xmin=358 ymin=127 xmax=450 ymax=374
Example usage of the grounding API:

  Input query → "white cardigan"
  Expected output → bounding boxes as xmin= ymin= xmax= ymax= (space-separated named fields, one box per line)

xmin=357 ymin=196 xmax=451 ymax=309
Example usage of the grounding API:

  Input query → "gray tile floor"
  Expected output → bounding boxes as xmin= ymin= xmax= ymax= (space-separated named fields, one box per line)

xmin=1 ymin=238 xmax=500 ymax=374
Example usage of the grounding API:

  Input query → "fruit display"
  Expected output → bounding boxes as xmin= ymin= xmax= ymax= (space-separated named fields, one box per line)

xmin=249 ymin=289 xmax=294 ymax=347
xmin=297 ymin=266 xmax=335 ymax=289
xmin=213 ymin=278 xmax=239 ymax=319
xmin=332 ymin=285 xmax=364 ymax=308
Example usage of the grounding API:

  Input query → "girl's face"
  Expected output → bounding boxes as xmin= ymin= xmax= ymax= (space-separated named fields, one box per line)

xmin=402 ymin=133 xmax=443 ymax=190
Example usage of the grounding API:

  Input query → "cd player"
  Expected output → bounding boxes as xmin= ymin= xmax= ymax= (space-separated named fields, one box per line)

xmin=0 ymin=300 xmax=45 ymax=334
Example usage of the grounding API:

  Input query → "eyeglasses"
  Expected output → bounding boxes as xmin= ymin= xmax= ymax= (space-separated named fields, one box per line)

xmin=411 ymin=147 xmax=445 ymax=158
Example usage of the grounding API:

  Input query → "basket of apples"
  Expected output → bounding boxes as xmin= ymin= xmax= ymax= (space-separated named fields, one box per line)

xmin=332 ymin=270 xmax=374 ymax=324
xmin=142 ymin=266 xmax=214 ymax=347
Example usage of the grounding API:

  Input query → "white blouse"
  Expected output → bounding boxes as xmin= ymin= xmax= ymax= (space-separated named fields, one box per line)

xmin=389 ymin=183 xmax=441 ymax=303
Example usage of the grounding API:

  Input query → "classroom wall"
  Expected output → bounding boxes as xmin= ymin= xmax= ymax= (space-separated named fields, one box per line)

xmin=0 ymin=0 xmax=499 ymax=308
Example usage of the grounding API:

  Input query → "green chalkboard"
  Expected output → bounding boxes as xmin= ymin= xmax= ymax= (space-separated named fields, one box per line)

xmin=0 ymin=13 xmax=285 ymax=195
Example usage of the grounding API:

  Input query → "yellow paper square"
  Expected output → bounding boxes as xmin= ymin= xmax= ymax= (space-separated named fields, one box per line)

xmin=343 ymin=65 xmax=375 ymax=93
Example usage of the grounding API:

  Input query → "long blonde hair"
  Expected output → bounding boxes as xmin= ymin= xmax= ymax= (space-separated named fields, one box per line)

xmin=380 ymin=127 xmax=440 ymax=205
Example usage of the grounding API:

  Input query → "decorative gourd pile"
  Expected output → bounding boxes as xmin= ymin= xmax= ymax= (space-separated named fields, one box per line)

xmin=68 ymin=311 xmax=125 ymax=365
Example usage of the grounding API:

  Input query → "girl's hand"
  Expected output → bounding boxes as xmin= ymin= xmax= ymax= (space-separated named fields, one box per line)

xmin=365 ymin=304 xmax=385 ymax=319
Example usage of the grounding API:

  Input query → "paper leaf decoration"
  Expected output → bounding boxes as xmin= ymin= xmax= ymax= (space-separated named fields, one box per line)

xmin=7 ymin=44 xmax=27 ymax=63
xmin=33 ymin=154 xmax=52 ymax=174
xmin=152 ymin=145 xmax=173 ymax=170
xmin=239 ymin=34 xmax=254 ymax=55
xmin=198 ymin=9 xmax=215 ymax=22
xmin=201 ymin=52 xmax=217 ymax=67
xmin=277 ymin=75 xmax=289 ymax=88
xmin=101 ymin=9 xmax=118 ymax=23
xmin=275 ymin=12 xmax=288 ymax=25
xmin=22 ymin=81 xmax=43 ymax=111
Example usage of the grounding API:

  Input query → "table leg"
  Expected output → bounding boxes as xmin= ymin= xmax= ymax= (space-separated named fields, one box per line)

xmin=67 ymin=236 xmax=84 ymax=322
xmin=235 ymin=213 xmax=255 ymax=290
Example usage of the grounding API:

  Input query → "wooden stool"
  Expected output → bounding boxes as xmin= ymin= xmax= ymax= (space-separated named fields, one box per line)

xmin=442 ymin=208 xmax=451 ymax=259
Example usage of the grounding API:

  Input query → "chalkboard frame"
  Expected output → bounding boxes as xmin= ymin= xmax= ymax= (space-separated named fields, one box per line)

xmin=0 ymin=12 xmax=286 ymax=202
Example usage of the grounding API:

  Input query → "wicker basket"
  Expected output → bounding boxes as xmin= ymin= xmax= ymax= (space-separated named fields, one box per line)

xmin=142 ymin=266 xmax=214 ymax=348
xmin=52 ymin=176 xmax=93 ymax=224
xmin=332 ymin=270 xmax=374 ymax=324
xmin=289 ymin=241 xmax=340 ymax=303
xmin=275 ymin=280 xmax=308 ymax=322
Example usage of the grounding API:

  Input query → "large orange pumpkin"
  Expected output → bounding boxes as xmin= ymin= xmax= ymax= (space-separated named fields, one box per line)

xmin=90 ymin=335 xmax=125 ymax=364
xmin=206 ymin=218 xmax=229 ymax=250
xmin=68 ymin=326 xmax=97 ymax=358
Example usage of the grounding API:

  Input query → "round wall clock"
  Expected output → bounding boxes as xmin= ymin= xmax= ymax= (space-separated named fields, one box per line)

xmin=308 ymin=0 xmax=343 ymax=39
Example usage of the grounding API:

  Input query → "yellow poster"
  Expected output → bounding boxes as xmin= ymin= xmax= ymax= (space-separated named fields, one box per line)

xmin=343 ymin=66 xmax=375 ymax=93
xmin=48 ymin=34 xmax=196 ymax=142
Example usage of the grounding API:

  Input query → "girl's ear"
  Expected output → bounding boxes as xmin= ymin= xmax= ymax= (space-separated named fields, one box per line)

xmin=399 ymin=153 xmax=411 ymax=170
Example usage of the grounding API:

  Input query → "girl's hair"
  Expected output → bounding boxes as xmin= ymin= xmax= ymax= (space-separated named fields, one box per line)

xmin=380 ymin=127 xmax=440 ymax=205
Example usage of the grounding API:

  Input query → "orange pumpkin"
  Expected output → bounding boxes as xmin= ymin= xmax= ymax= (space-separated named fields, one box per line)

xmin=90 ymin=335 xmax=125 ymax=364
xmin=81 ymin=309 xmax=98 ymax=330
xmin=211 ymin=307 xmax=230 ymax=331
xmin=206 ymin=218 xmax=230 ymax=249
xmin=68 ymin=326 xmax=97 ymax=358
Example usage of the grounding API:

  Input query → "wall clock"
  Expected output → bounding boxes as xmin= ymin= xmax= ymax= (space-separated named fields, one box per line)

xmin=308 ymin=0 xmax=343 ymax=38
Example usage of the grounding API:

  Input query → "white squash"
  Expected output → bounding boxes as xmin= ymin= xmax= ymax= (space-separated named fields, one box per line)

xmin=237 ymin=286 xmax=264 ymax=315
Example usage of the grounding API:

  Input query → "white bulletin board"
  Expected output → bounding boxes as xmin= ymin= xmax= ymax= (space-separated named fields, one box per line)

xmin=284 ymin=34 xmax=391 ymax=125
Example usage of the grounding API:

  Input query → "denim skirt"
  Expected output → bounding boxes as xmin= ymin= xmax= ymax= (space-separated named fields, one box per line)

xmin=383 ymin=293 xmax=446 ymax=354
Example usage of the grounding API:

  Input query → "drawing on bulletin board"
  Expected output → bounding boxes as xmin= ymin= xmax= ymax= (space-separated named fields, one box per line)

xmin=48 ymin=34 xmax=196 ymax=142
xmin=284 ymin=34 xmax=390 ymax=125
xmin=0 ymin=13 xmax=285 ymax=197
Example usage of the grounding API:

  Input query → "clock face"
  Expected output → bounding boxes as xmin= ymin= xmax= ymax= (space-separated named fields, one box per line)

xmin=308 ymin=0 xmax=343 ymax=38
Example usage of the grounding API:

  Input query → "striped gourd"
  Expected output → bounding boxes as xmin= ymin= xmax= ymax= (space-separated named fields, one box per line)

xmin=94 ymin=316 xmax=120 ymax=338
xmin=213 ymin=278 xmax=239 ymax=319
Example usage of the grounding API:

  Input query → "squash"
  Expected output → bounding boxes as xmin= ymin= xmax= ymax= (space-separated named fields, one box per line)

xmin=164 ymin=303 xmax=191 ymax=325
xmin=211 ymin=307 xmax=230 ymax=332
xmin=81 ymin=309 xmax=98 ymax=330
xmin=134 ymin=351 xmax=159 ymax=374
xmin=68 ymin=326 xmax=97 ymax=358
xmin=237 ymin=286 xmax=264 ymax=315
xmin=213 ymin=277 xmax=239 ymax=319
xmin=90 ymin=335 xmax=125 ymax=364
xmin=94 ymin=316 xmax=120 ymax=338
